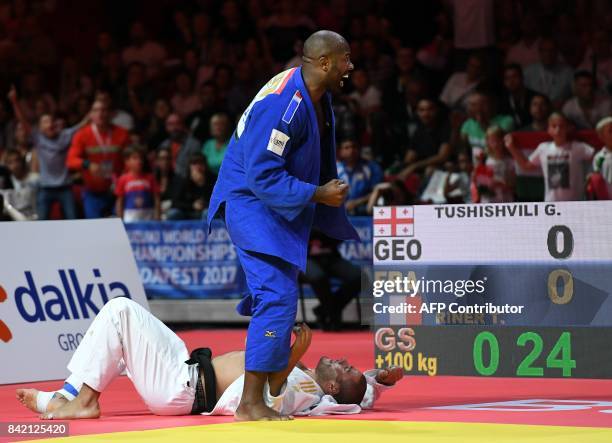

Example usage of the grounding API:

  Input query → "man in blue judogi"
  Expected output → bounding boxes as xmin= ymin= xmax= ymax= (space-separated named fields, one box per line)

xmin=207 ymin=30 xmax=357 ymax=421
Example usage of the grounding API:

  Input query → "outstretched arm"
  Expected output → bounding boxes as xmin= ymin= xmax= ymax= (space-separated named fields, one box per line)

xmin=504 ymin=134 xmax=540 ymax=172
xmin=8 ymin=85 xmax=32 ymax=137
xmin=268 ymin=323 xmax=312 ymax=396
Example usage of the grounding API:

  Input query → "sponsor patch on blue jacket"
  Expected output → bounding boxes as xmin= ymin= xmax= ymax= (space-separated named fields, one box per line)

xmin=282 ymin=91 xmax=303 ymax=124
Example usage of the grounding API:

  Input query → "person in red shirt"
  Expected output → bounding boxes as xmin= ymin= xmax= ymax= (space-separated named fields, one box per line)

xmin=66 ymin=100 xmax=130 ymax=218
xmin=115 ymin=146 xmax=160 ymax=222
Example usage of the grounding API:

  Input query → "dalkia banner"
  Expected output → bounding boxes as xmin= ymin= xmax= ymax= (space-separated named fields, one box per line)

xmin=0 ymin=219 xmax=149 ymax=384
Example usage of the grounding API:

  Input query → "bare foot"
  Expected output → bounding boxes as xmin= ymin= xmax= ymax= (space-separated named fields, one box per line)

xmin=235 ymin=402 xmax=293 ymax=421
xmin=41 ymin=397 xmax=100 ymax=420
xmin=16 ymin=390 xmax=69 ymax=414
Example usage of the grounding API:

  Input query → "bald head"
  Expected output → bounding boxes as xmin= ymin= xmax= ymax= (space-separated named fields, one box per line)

xmin=303 ymin=30 xmax=349 ymax=61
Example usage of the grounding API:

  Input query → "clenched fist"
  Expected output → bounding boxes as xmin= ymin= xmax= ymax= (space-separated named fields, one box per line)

xmin=312 ymin=179 xmax=349 ymax=207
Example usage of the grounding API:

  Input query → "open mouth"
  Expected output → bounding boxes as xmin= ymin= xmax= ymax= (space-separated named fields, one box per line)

xmin=340 ymin=73 xmax=350 ymax=87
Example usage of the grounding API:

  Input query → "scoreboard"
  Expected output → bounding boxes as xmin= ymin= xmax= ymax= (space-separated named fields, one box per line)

xmin=371 ymin=201 xmax=612 ymax=378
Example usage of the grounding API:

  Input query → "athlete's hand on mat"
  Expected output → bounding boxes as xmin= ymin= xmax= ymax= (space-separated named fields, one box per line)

xmin=375 ymin=366 xmax=403 ymax=386
xmin=312 ymin=179 xmax=349 ymax=207
xmin=291 ymin=323 xmax=312 ymax=357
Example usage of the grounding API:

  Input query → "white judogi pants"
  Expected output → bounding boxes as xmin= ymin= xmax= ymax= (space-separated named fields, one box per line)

xmin=67 ymin=297 xmax=195 ymax=415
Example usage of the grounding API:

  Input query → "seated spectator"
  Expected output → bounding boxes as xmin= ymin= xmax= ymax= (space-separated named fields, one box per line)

xmin=171 ymin=71 xmax=201 ymax=120
xmin=416 ymin=12 xmax=452 ymax=73
xmin=524 ymin=38 xmax=574 ymax=108
xmin=201 ymin=113 xmax=232 ymax=175
xmin=578 ymin=29 xmax=612 ymax=95
xmin=115 ymin=146 xmax=160 ymax=222
xmin=460 ymin=92 xmax=513 ymax=159
xmin=16 ymin=71 xmax=57 ymax=125
xmin=349 ymin=68 xmax=382 ymax=118
xmin=0 ymin=149 xmax=38 ymax=220
xmin=505 ymin=112 xmax=595 ymax=202
xmin=167 ymin=153 xmax=213 ymax=220
xmin=498 ymin=64 xmax=537 ymax=129
xmin=562 ymin=71 xmax=611 ymax=130
xmin=146 ymin=98 xmax=171 ymax=150
xmin=439 ymin=54 xmax=484 ymax=111
xmin=394 ymin=98 xmax=452 ymax=178
xmin=114 ymin=62 xmax=153 ymax=128
xmin=153 ymin=148 xmax=175 ymax=218
xmin=95 ymin=90 xmax=134 ymax=131
xmin=157 ymin=113 xmax=201 ymax=178
xmin=366 ymin=180 xmax=413 ymax=214
xmin=443 ymin=152 xmax=473 ymax=204
xmin=303 ymin=230 xmax=362 ymax=331
xmin=9 ymin=85 xmax=83 ymax=220
xmin=471 ymin=126 xmax=515 ymax=203
xmin=186 ymin=82 xmax=227 ymax=143
xmin=336 ymin=139 xmax=383 ymax=215
xmin=520 ymin=94 xmax=552 ymax=132
xmin=121 ymin=22 xmax=167 ymax=79
xmin=505 ymin=13 xmax=541 ymax=67
xmin=227 ymin=61 xmax=259 ymax=118
xmin=66 ymin=99 xmax=130 ymax=218
xmin=589 ymin=117 xmax=612 ymax=199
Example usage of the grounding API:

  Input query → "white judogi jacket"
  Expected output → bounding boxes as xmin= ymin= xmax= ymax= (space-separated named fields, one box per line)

xmin=205 ymin=367 xmax=391 ymax=416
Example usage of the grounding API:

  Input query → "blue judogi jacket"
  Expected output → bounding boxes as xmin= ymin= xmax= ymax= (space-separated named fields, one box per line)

xmin=207 ymin=67 xmax=359 ymax=271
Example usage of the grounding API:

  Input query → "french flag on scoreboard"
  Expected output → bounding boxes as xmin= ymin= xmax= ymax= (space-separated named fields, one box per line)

xmin=373 ymin=206 xmax=414 ymax=237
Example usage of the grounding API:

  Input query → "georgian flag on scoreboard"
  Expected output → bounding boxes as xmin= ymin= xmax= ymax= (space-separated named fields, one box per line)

xmin=373 ymin=206 xmax=414 ymax=237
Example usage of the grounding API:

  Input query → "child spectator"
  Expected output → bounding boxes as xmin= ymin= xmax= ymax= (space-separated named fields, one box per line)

xmin=472 ymin=126 xmax=515 ymax=203
xmin=589 ymin=117 xmax=612 ymax=199
xmin=167 ymin=153 xmax=213 ymax=220
xmin=201 ymin=113 xmax=232 ymax=175
xmin=115 ymin=146 xmax=160 ymax=222
xmin=1 ymin=149 xmax=38 ymax=220
xmin=336 ymin=138 xmax=383 ymax=215
xmin=520 ymin=94 xmax=552 ymax=132
xmin=505 ymin=112 xmax=595 ymax=201
xmin=562 ymin=71 xmax=611 ymax=130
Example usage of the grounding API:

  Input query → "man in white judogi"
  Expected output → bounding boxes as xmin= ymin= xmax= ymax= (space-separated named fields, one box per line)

xmin=16 ymin=297 xmax=402 ymax=420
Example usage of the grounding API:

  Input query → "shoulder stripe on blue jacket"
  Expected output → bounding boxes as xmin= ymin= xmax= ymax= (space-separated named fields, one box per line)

xmin=282 ymin=91 xmax=303 ymax=124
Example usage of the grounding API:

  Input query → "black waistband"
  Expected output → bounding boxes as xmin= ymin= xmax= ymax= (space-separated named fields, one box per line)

xmin=185 ymin=347 xmax=217 ymax=414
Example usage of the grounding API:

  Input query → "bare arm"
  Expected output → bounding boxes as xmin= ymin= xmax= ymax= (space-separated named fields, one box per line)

xmin=8 ymin=85 xmax=31 ymax=137
xmin=504 ymin=134 xmax=540 ymax=172
xmin=398 ymin=142 xmax=453 ymax=178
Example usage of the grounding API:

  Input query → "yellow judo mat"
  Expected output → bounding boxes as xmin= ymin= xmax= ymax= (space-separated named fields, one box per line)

xmin=36 ymin=420 xmax=612 ymax=443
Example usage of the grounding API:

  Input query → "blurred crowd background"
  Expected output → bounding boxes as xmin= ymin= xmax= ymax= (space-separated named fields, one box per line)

xmin=1 ymin=0 xmax=612 ymax=223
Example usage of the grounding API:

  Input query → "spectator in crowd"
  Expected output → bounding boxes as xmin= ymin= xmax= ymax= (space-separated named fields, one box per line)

xmin=589 ymin=117 xmax=612 ymax=199
xmin=303 ymin=230 xmax=362 ymax=331
xmin=505 ymin=13 xmax=541 ymax=67
xmin=0 ymin=149 xmax=37 ymax=220
xmin=115 ymin=146 xmax=160 ymax=222
xmin=66 ymin=99 xmax=130 ymax=218
xmin=121 ymin=21 xmax=167 ymax=79
xmin=146 ymin=98 xmax=171 ymax=150
xmin=95 ymin=90 xmax=134 ymax=131
xmin=171 ymin=71 xmax=201 ymax=119
xmin=460 ymin=92 xmax=513 ymax=159
xmin=578 ymin=29 xmax=612 ymax=95
xmin=348 ymin=68 xmax=382 ymax=119
xmin=505 ymin=112 xmax=595 ymax=202
xmin=336 ymin=138 xmax=383 ymax=215
xmin=471 ymin=126 xmax=515 ymax=203
xmin=520 ymin=94 xmax=552 ymax=132
xmin=16 ymin=71 xmax=57 ymax=125
xmin=416 ymin=12 xmax=452 ymax=74
xmin=440 ymin=54 xmax=485 ymax=111
xmin=0 ymin=162 xmax=11 ymax=189
xmin=562 ymin=71 xmax=611 ymax=130
xmin=524 ymin=38 xmax=574 ymax=108
xmin=114 ymin=62 xmax=153 ymax=129
xmin=212 ymin=64 xmax=235 ymax=110
xmin=153 ymin=147 xmax=175 ymax=218
xmin=443 ymin=151 xmax=473 ymax=204
xmin=394 ymin=98 xmax=452 ymax=178
xmin=8 ymin=85 xmax=83 ymax=220
xmin=366 ymin=180 xmax=413 ymax=214
xmin=227 ymin=61 xmax=259 ymax=118
xmin=157 ymin=113 xmax=201 ymax=178
xmin=167 ymin=153 xmax=213 ymax=220
xmin=201 ymin=112 xmax=231 ymax=175
xmin=498 ymin=64 xmax=537 ymax=129
xmin=186 ymin=82 xmax=227 ymax=143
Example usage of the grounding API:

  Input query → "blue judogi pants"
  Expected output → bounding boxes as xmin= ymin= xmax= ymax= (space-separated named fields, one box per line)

xmin=234 ymin=246 xmax=299 ymax=372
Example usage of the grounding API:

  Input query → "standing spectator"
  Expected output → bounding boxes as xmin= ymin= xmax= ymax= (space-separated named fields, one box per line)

xmin=16 ymin=71 xmax=57 ymax=125
xmin=115 ymin=146 xmax=160 ymax=222
xmin=524 ymin=38 xmax=574 ymax=108
xmin=201 ymin=113 xmax=232 ymax=175
xmin=348 ymin=68 xmax=382 ymax=118
xmin=460 ymin=92 xmax=513 ymax=159
xmin=472 ymin=126 xmax=515 ymax=203
xmin=146 ymin=98 xmax=171 ymax=150
xmin=439 ymin=54 xmax=484 ymax=111
xmin=336 ymin=138 xmax=383 ymax=215
xmin=505 ymin=13 xmax=541 ymax=67
xmin=590 ymin=117 xmax=612 ymax=199
xmin=562 ymin=71 xmax=611 ymax=130
xmin=505 ymin=113 xmax=594 ymax=201
xmin=171 ymin=72 xmax=201 ymax=120
xmin=121 ymin=21 xmax=167 ymax=79
xmin=579 ymin=29 xmax=612 ymax=95
xmin=95 ymin=90 xmax=134 ymax=131
xmin=157 ymin=113 xmax=201 ymax=178
xmin=66 ymin=100 xmax=130 ymax=218
xmin=153 ymin=147 xmax=175 ymax=217
xmin=1 ymin=149 xmax=37 ymax=220
xmin=303 ymin=230 xmax=362 ymax=331
xmin=114 ymin=62 xmax=153 ymax=129
xmin=520 ymin=94 xmax=552 ymax=132
xmin=8 ymin=85 xmax=83 ymax=220
xmin=167 ymin=153 xmax=213 ymax=220
xmin=498 ymin=64 xmax=537 ymax=129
